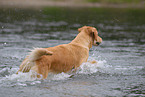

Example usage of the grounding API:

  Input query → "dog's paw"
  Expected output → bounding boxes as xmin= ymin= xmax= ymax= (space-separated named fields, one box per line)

xmin=88 ymin=60 xmax=97 ymax=64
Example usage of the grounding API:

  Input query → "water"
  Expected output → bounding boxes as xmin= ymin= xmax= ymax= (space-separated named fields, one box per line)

xmin=0 ymin=7 xmax=145 ymax=97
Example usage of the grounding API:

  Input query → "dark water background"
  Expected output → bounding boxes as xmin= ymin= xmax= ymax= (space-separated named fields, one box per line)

xmin=0 ymin=7 xmax=145 ymax=97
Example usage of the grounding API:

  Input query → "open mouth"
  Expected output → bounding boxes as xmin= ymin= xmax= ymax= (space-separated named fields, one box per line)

xmin=96 ymin=42 xmax=100 ymax=45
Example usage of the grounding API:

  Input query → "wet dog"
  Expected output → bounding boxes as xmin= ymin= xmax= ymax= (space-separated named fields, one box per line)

xmin=16 ymin=26 xmax=102 ymax=79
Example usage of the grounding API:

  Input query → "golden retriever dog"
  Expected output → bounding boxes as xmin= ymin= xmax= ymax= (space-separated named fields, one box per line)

xmin=16 ymin=26 xmax=102 ymax=79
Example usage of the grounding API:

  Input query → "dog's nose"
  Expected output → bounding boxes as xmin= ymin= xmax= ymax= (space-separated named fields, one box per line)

xmin=96 ymin=42 xmax=100 ymax=45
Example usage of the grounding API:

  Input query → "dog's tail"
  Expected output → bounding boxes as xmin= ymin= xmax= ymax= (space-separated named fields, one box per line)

xmin=16 ymin=48 xmax=53 ymax=74
xmin=29 ymin=48 xmax=53 ymax=62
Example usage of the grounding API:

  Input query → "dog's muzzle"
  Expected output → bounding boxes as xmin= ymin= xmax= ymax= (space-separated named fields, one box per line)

xmin=96 ymin=42 xmax=100 ymax=45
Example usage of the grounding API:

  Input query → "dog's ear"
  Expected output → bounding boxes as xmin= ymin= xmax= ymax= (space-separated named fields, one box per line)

xmin=87 ymin=27 xmax=98 ymax=40
xmin=78 ymin=28 xmax=82 ymax=33
xmin=92 ymin=29 xmax=98 ymax=41
xmin=78 ymin=26 xmax=87 ymax=33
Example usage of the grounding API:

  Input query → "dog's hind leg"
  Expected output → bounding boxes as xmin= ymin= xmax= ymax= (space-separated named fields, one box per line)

xmin=30 ymin=61 xmax=50 ymax=79
xmin=17 ymin=48 xmax=52 ymax=74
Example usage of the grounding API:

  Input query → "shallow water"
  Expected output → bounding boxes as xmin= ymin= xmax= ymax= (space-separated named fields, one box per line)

xmin=0 ymin=7 xmax=145 ymax=97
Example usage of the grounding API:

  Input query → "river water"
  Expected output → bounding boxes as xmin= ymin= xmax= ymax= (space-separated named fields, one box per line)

xmin=0 ymin=7 xmax=145 ymax=97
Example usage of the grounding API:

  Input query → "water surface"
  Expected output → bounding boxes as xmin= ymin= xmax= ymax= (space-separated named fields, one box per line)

xmin=0 ymin=7 xmax=145 ymax=97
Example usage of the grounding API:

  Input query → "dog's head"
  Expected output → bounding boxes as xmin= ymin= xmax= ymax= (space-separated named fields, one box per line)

xmin=78 ymin=26 xmax=102 ymax=46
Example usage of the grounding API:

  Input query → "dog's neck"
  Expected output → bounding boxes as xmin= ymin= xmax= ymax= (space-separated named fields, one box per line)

xmin=70 ymin=31 xmax=93 ymax=50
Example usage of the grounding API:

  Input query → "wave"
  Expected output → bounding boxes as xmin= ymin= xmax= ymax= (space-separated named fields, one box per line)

xmin=0 ymin=60 xmax=108 ymax=86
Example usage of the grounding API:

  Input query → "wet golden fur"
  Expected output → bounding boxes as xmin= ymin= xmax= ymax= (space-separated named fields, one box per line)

xmin=16 ymin=26 xmax=102 ymax=79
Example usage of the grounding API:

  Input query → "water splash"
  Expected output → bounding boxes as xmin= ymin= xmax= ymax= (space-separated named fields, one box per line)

xmin=0 ymin=60 xmax=108 ymax=87
xmin=47 ymin=72 xmax=72 ymax=81
xmin=77 ymin=60 xmax=107 ymax=74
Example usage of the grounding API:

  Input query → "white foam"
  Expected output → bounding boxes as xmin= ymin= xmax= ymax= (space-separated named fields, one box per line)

xmin=0 ymin=60 xmax=108 ymax=86
xmin=16 ymin=83 xmax=27 ymax=87
xmin=5 ymin=71 xmax=40 ymax=82
xmin=46 ymin=72 xmax=72 ymax=81
xmin=77 ymin=60 xmax=108 ymax=74
xmin=0 ymin=69 xmax=42 ymax=87
xmin=0 ymin=68 xmax=10 ymax=76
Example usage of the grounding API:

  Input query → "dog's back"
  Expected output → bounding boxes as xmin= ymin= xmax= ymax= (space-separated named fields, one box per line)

xmin=45 ymin=44 xmax=89 ymax=73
